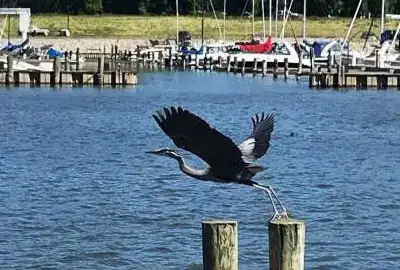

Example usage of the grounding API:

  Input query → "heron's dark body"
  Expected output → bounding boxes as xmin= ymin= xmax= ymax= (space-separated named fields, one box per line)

xmin=149 ymin=106 xmax=288 ymax=218
xmin=150 ymin=106 xmax=274 ymax=184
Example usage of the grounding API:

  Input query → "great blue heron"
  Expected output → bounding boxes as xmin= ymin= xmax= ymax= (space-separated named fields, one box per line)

xmin=147 ymin=106 xmax=287 ymax=219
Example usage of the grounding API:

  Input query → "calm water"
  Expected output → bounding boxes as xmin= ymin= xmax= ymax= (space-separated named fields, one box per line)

xmin=1 ymin=71 xmax=400 ymax=270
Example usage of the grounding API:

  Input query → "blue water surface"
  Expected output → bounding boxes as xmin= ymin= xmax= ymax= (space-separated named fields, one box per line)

xmin=1 ymin=70 xmax=400 ymax=269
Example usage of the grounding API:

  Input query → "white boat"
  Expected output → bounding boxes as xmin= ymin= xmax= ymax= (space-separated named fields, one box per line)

xmin=298 ymin=39 xmax=361 ymax=66
xmin=180 ymin=43 xmax=233 ymax=64
xmin=227 ymin=40 xmax=311 ymax=68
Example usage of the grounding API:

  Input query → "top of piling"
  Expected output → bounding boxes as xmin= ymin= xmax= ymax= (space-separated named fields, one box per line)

xmin=202 ymin=219 xmax=238 ymax=225
xmin=269 ymin=217 xmax=305 ymax=225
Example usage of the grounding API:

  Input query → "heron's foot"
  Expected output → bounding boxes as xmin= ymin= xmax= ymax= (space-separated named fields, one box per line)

xmin=269 ymin=210 xmax=289 ymax=221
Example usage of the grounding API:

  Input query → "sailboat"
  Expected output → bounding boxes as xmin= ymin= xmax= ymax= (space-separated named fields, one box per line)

xmin=227 ymin=0 xmax=312 ymax=68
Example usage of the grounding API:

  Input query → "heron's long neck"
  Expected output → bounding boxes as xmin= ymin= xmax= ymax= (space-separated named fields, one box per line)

xmin=173 ymin=155 xmax=208 ymax=179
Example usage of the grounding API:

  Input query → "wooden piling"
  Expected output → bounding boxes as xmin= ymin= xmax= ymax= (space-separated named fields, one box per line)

xmin=203 ymin=57 xmax=208 ymax=71
xmin=76 ymin=47 xmax=80 ymax=71
xmin=51 ymin=57 xmax=61 ymax=86
xmin=64 ymin=55 xmax=70 ymax=72
xmin=182 ymin=54 xmax=186 ymax=70
xmin=268 ymin=218 xmax=305 ymax=270
xmin=209 ymin=57 xmax=214 ymax=70
xmin=94 ymin=55 xmax=104 ymax=86
xmin=202 ymin=220 xmax=238 ymax=270
xmin=241 ymin=58 xmax=246 ymax=75
xmin=284 ymin=58 xmax=289 ymax=80
xmin=375 ymin=49 xmax=380 ymax=68
xmin=226 ymin=56 xmax=231 ymax=72
xmin=327 ymin=51 xmax=332 ymax=73
xmin=262 ymin=60 xmax=267 ymax=76
xmin=218 ymin=56 xmax=222 ymax=67
xmin=253 ymin=58 xmax=258 ymax=75
xmin=297 ymin=51 xmax=303 ymax=80
xmin=233 ymin=57 xmax=238 ymax=73
xmin=273 ymin=59 xmax=278 ymax=79
xmin=168 ymin=48 xmax=173 ymax=67
xmin=6 ymin=55 xmax=14 ymax=85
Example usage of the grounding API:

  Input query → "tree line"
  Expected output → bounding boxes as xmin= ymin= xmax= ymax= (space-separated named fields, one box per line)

xmin=2 ymin=0 xmax=400 ymax=17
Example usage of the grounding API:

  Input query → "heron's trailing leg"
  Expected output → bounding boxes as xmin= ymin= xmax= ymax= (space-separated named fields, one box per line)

xmin=256 ymin=184 xmax=280 ymax=218
xmin=253 ymin=183 xmax=288 ymax=220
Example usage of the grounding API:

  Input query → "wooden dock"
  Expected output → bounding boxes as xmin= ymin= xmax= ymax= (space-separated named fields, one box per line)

xmin=0 ymin=54 xmax=137 ymax=87
xmin=3 ymin=44 xmax=400 ymax=89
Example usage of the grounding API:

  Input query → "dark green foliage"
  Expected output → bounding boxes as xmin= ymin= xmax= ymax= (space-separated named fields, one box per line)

xmin=84 ymin=0 xmax=103 ymax=14
xmin=0 ymin=0 xmax=397 ymax=17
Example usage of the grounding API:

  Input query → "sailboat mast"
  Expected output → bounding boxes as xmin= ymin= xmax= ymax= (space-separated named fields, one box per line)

xmin=223 ymin=0 xmax=226 ymax=42
xmin=283 ymin=0 xmax=287 ymax=37
xmin=262 ymin=0 xmax=266 ymax=40
xmin=275 ymin=0 xmax=278 ymax=38
xmin=252 ymin=0 xmax=255 ymax=35
xmin=380 ymin=0 xmax=385 ymax=35
xmin=176 ymin=0 xmax=179 ymax=47
xmin=269 ymin=0 xmax=272 ymax=36
xmin=303 ymin=0 xmax=306 ymax=40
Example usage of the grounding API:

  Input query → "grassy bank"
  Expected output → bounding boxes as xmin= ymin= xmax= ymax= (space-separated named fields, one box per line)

xmin=1 ymin=14 xmax=397 ymax=39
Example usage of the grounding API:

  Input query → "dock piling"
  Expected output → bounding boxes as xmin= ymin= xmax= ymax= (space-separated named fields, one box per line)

xmin=262 ymin=60 xmax=267 ymax=76
xmin=202 ymin=220 xmax=238 ymax=270
xmin=94 ymin=54 xmax=104 ymax=86
xmin=269 ymin=218 xmax=305 ymax=270
xmin=76 ymin=47 xmax=80 ymax=71
xmin=253 ymin=58 xmax=258 ymax=75
xmin=273 ymin=59 xmax=278 ymax=79
xmin=6 ymin=55 xmax=14 ymax=85
xmin=51 ymin=56 xmax=61 ymax=86
xmin=284 ymin=58 xmax=289 ymax=80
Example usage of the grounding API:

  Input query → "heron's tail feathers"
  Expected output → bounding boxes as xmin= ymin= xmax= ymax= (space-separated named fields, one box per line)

xmin=239 ymin=164 xmax=265 ymax=182
xmin=245 ymin=164 xmax=265 ymax=174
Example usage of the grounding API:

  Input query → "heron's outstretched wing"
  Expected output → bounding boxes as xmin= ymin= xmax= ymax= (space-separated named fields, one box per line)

xmin=238 ymin=113 xmax=274 ymax=163
xmin=152 ymin=106 xmax=246 ymax=174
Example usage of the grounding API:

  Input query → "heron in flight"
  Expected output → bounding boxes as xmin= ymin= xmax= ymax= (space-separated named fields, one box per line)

xmin=147 ymin=106 xmax=287 ymax=219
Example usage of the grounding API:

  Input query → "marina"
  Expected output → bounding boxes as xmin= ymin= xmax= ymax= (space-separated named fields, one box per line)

xmin=2 ymin=0 xmax=400 ymax=269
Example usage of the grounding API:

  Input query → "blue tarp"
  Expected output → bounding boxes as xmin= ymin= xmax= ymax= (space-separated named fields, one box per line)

xmin=312 ymin=41 xmax=329 ymax=57
xmin=47 ymin=48 xmax=64 ymax=58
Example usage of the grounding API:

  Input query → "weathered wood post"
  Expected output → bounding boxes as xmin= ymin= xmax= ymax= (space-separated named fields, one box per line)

xmin=202 ymin=220 xmax=238 ymax=270
xmin=375 ymin=49 xmax=380 ymax=68
xmin=203 ymin=56 xmax=208 ymax=71
xmin=209 ymin=56 xmax=214 ymax=70
xmin=273 ymin=59 xmax=279 ymax=79
xmin=233 ymin=57 xmax=238 ymax=73
xmin=327 ymin=51 xmax=332 ymax=73
xmin=226 ymin=56 xmax=231 ymax=72
xmin=269 ymin=218 xmax=305 ymax=270
xmin=94 ymin=54 xmax=104 ymax=86
xmin=253 ymin=57 xmax=258 ymax=75
xmin=51 ymin=56 xmax=61 ymax=86
xmin=241 ymin=58 xmax=246 ymax=75
xmin=182 ymin=54 xmax=186 ymax=70
xmin=64 ymin=51 xmax=70 ymax=71
xmin=284 ymin=58 xmax=289 ymax=80
xmin=76 ymin=47 xmax=80 ymax=71
xmin=297 ymin=51 xmax=303 ymax=81
xmin=168 ymin=47 xmax=173 ymax=67
xmin=6 ymin=55 xmax=14 ymax=85
xmin=310 ymin=49 xmax=314 ymax=73
xmin=262 ymin=60 xmax=267 ymax=76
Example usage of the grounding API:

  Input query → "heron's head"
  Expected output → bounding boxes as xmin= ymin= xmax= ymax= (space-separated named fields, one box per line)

xmin=145 ymin=148 xmax=180 ymax=159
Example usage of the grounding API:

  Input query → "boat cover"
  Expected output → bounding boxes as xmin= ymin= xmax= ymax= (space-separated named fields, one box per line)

xmin=240 ymin=36 xmax=272 ymax=53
